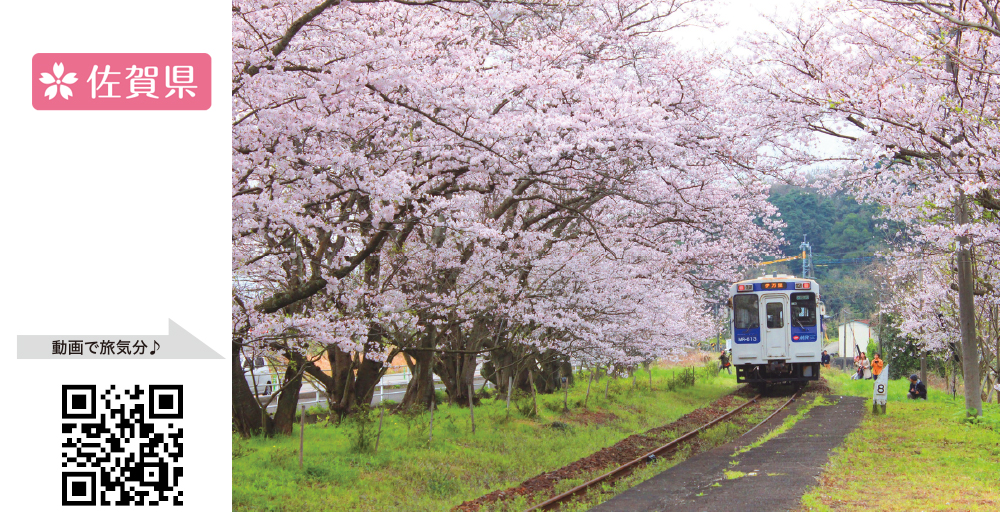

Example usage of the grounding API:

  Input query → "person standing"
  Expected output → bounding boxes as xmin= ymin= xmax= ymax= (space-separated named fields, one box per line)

xmin=821 ymin=350 xmax=831 ymax=369
xmin=861 ymin=353 xmax=872 ymax=379
xmin=719 ymin=350 xmax=731 ymax=375
xmin=871 ymin=353 xmax=884 ymax=380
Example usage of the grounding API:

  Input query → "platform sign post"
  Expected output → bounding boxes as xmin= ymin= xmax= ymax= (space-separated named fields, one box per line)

xmin=873 ymin=364 xmax=889 ymax=414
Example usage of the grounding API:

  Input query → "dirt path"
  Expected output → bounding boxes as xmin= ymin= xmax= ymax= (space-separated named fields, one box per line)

xmin=592 ymin=395 xmax=865 ymax=512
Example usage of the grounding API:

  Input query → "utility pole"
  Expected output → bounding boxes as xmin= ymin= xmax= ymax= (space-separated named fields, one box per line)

xmin=843 ymin=306 xmax=856 ymax=368
xmin=840 ymin=308 xmax=847 ymax=369
xmin=877 ymin=277 xmax=885 ymax=360
xmin=715 ymin=303 xmax=721 ymax=353
xmin=799 ymin=235 xmax=813 ymax=279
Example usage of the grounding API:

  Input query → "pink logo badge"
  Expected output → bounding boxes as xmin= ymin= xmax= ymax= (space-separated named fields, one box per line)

xmin=33 ymin=53 xmax=211 ymax=110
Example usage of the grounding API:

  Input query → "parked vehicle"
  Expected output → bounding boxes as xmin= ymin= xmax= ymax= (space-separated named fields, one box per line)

xmin=241 ymin=355 xmax=274 ymax=396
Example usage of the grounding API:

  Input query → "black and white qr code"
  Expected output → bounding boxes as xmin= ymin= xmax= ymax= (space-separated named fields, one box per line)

xmin=61 ymin=385 xmax=183 ymax=506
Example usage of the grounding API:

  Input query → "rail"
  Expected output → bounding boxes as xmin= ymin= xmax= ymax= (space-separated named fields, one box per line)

xmin=739 ymin=388 xmax=802 ymax=439
xmin=525 ymin=388 xmax=804 ymax=512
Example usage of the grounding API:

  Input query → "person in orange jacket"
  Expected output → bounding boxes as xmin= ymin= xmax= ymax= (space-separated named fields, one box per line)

xmin=871 ymin=353 xmax=884 ymax=380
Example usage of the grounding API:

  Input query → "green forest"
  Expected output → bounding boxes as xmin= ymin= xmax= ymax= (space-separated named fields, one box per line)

xmin=764 ymin=185 xmax=899 ymax=321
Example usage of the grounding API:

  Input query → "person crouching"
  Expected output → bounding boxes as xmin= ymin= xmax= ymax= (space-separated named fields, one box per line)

xmin=907 ymin=374 xmax=927 ymax=400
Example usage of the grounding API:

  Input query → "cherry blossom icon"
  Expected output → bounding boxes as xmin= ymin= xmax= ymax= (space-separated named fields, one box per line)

xmin=39 ymin=62 xmax=77 ymax=100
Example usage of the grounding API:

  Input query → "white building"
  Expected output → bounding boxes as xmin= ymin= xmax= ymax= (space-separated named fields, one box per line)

xmin=837 ymin=320 xmax=878 ymax=358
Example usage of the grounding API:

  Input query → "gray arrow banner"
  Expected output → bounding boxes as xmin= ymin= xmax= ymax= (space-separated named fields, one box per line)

xmin=17 ymin=319 xmax=222 ymax=359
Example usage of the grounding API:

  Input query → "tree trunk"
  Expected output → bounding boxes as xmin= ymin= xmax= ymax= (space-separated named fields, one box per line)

xmin=529 ymin=369 xmax=538 ymax=416
xmin=584 ymin=369 xmax=593 ymax=407
xmin=400 ymin=328 xmax=437 ymax=410
xmin=434 ymin=320 xmax=484 ymax=407
xmin=303 ymin=344 xmax=383 ymax=416
xmin=534 ymin=349 xmax=569 ymax=394
xmin=560 ymin=359 xmax=575 ymax=387
xmin=353 ymin=324 xmax=390 ymax=408
xmin=481 ymin=358 xmax=500 ymax=389
xmin=232 ymin=339 xmax=273 ymax=438
xmin=486 ymin=343 xmax=538 ymax=396
xmin=355 ymin=356 xmax=384 ymax=408
xmin=273 ymin=352 xmax=305 ymax=434
xmin=469 ymin=381 xmax=476 ymax=433
xmin=562 ymin=373 xmax=569 ymax=411
xmin=327 ymin=344 xmax=356 ymax=416
xmin=953 ymin=358 xmax=958 ymax=399
xmin=955 ymin=193 xmax=983 ymax=416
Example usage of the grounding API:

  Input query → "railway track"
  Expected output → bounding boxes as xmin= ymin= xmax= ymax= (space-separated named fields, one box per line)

xmin=525 ymin=387 xmax=804 ymax=512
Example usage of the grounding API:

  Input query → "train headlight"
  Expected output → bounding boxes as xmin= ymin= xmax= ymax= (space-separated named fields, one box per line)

xmin=794 ymin=282 xmax=811 ymax=290
xmin=737 ymin=284 xmax=751 ymax=292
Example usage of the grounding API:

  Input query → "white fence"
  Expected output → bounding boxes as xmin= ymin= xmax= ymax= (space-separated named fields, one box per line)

xmin=254 ymin=359 xmax=587 ymax=412
xmin=258 ymin=362 xmax=487 ymax=412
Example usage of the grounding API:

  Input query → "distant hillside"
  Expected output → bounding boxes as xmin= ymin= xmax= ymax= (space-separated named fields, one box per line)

xmin=765 ymin=185 xmax=901 ymax=320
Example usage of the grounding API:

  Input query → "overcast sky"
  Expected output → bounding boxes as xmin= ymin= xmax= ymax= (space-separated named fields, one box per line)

xmin=669 ymin=0 xmax=851 ymax=176
xmin=672 ymin=0 xmax=822 ymax=51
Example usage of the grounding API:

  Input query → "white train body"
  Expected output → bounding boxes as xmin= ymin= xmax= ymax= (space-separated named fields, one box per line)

xmin=728 ymin=274 xmax=825 ymax=384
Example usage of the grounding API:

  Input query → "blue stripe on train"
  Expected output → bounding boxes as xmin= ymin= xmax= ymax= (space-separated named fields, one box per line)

xmin=734 ymin=328 xmax=760 ymax=344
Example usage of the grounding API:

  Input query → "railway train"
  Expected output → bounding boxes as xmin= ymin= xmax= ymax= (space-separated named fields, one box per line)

xmin=728 ymin=273 xmax=825 ymax=388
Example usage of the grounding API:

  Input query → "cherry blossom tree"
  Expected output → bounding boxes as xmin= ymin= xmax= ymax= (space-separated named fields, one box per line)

xmin=883 ymin=241 xmax=1000 ymax=397
xmin=231 ymin=0 xmax=782 ymax=434
xmin=739 ymin=0 xmax=1000 ymax=415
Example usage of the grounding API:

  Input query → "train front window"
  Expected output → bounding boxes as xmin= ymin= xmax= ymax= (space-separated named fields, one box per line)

xmin=790 ymin=293 xmax=816 ymax=327
xmin=733 ymin=294 xmax=759 ymax=330
xmin=766 ymin=302 xmax=784 ymax=328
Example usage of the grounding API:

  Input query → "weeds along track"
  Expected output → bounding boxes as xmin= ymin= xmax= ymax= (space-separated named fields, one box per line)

xmin=455 ymin=383 xmax=814 ymax=512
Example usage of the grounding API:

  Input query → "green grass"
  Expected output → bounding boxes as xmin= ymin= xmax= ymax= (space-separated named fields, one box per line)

xmin=800 ymin=368 xmax=1000 ymax=511
xmin=233 ymin=365 xmax=740 ymax=511
xmin=723 ymin=469 xmax=746 ymax=479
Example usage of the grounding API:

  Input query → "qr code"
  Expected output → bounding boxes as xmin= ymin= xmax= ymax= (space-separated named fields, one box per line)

xmin=61 ymin=385 xmax=183 ymax=506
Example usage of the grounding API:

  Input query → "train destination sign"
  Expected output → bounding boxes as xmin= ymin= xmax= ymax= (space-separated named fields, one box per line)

xmin=760 ymin=282 xmax=787 ymax=290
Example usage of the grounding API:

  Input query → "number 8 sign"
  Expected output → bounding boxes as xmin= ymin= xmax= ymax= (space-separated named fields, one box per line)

xmin=873 ymin=364 xmax=889 ymax=413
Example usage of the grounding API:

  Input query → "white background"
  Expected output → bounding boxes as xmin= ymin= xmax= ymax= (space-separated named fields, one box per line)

xmin=1 ymin=1 xmax=229 ymax=511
